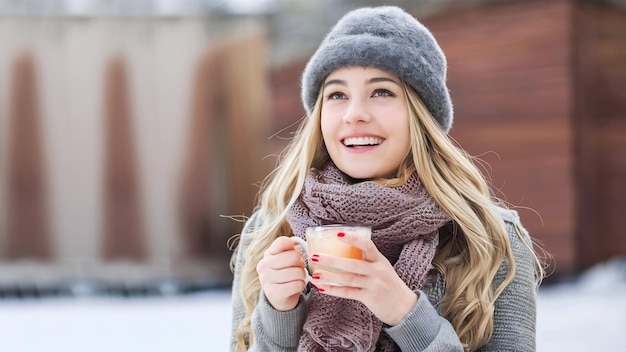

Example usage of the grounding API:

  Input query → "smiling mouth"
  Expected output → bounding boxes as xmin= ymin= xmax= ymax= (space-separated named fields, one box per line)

xmin=343 ymin=136 xmax=383 ymax=147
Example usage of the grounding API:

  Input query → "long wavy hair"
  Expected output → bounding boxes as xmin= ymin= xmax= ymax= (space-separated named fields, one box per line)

xmin=232 ymin=82 xmax=543 ymax=351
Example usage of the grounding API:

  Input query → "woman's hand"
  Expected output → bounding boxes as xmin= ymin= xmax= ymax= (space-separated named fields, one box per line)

xmin=256 ymin=236 xmax=308 ymax=311
xmin=310 ymin=232 xmax=418 ymax=326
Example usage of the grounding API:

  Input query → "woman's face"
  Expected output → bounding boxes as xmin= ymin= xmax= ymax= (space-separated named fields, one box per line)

xmin=320 ymin=66 xmax=411 ymax=180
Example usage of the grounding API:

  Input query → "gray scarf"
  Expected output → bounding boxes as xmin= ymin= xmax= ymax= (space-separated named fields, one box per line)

xmin=286 ymin=163 xmax=451 ymax=351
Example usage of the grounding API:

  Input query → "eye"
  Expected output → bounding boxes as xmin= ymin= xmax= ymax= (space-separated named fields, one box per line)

xmin=372 ymin=89 xmax=395 ymax=97
xmin=325 ymin=91 xmax=346 ymax=100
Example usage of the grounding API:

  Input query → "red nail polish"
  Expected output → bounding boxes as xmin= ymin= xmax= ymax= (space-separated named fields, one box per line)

xmin=337 ymin=232 xmax=345 ymax=237
xmin=311 ymin=255 xmax=319 ymax=262
xmin=317 ymin=287 xmax=325 ymax=293
xmin=312 ymin=274 xmax=321 ymax=280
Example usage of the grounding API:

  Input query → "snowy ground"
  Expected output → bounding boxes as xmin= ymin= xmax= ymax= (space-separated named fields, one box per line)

xmin=0 ymin=259 xmax=624 ymax=352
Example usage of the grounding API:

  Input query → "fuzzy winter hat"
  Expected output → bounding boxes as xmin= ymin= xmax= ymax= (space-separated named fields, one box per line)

xmin=301 ymin=6 xmax=453 ymax=132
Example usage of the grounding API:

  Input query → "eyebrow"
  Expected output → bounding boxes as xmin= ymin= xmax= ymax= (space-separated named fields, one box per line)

xmin=323 ymin=76 xmax=401 ymax=89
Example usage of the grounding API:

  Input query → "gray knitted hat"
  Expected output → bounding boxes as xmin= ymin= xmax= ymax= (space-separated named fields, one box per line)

xmin=301 ymin=6 xmax=453 ymax=132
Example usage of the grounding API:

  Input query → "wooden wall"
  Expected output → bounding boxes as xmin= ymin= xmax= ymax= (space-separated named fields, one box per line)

xmin=573 ymin=2 xmax=626 ymax=269
xmin=426 ymin=0 xmax=576 ymax=273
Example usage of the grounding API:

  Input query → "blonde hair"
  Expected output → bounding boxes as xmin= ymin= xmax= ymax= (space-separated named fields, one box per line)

xmin=232 ymin=83 xmax=542 ymax=351
xmin=404 ymin=87 xmax=513 ymax=350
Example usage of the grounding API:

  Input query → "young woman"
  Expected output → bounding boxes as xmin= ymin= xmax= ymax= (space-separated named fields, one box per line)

xmin=230 ymin=6 xmax=544 ymax=351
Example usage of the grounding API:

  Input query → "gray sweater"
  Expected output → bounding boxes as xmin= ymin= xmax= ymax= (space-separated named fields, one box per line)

xmin=230 ymin=207 xmax=537 ymax=351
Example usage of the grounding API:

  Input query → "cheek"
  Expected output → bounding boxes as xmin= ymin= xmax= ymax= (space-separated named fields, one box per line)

xmin=392 ymin=117 xmax=412 ymax=155
xmin=320 ymin=114 xmax=335 ymax=145
xmin=400 ymin=126 xmax=411 ymax=151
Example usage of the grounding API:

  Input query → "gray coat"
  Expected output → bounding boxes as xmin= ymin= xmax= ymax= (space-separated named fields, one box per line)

xmin=230 ymin=207 xmax=537 ymax=351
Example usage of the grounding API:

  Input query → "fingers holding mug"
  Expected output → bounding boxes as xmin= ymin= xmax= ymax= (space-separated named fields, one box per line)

xmin=257 ymin=236 xmax=308 ymax=311
xmin=288 ymin=236 xmax=311 ymax=284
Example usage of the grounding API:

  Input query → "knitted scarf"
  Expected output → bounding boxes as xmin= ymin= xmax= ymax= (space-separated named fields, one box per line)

xmin=286 ymin=163 xmax=451 ymax=352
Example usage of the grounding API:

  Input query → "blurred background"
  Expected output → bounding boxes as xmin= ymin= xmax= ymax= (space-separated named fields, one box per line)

xmin=0 ymin=0 xmax=625 ymax=350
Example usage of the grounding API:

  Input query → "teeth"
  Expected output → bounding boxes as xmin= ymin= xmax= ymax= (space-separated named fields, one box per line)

xmin=343 ymin=136 xmax=382 ymax=147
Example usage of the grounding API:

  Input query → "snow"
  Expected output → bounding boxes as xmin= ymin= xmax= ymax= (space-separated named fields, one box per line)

xmin=0 ymin=259 xmax=624 ymax=352
xmin=0 ymin=290 xmax=232 ymax=352
xmin=536 ymin=258 xmax=626 ymax=352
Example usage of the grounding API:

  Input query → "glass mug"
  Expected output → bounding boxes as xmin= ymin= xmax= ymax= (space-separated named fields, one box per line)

xmin=290 ymin=225 xmax=371 ymax=286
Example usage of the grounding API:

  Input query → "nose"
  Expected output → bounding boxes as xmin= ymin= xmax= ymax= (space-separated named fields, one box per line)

xmin=342 ymin=97 xmax=371 ymax=124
